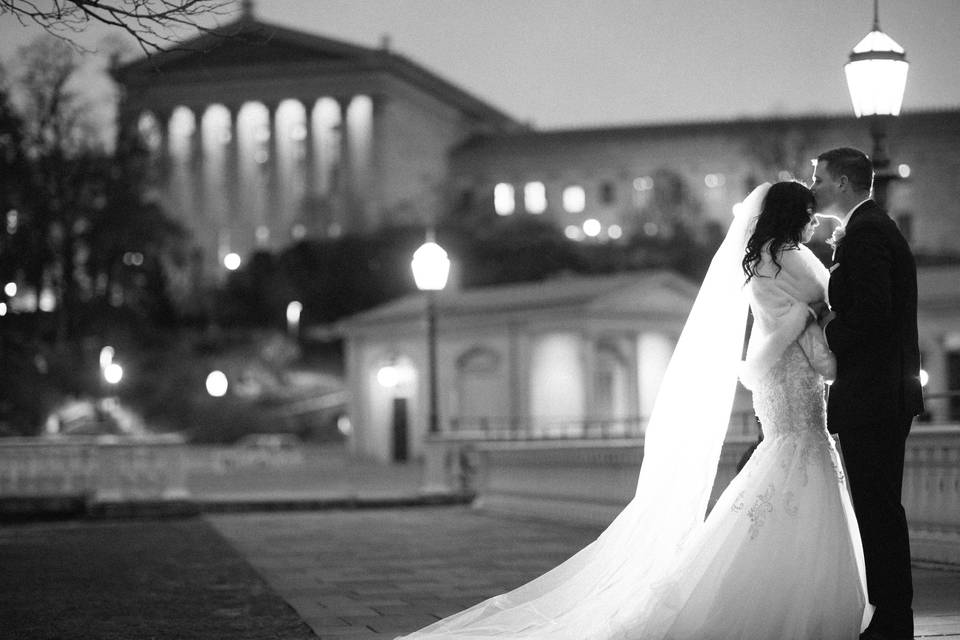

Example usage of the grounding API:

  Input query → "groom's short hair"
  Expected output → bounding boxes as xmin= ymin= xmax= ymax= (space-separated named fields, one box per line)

xmin=817 ymin=147 xmax=873 ymax=194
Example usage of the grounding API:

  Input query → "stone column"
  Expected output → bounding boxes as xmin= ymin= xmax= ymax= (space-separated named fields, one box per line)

xmin=300 ymin=98 xmax=317 ymax=201
xmin=581 ymin=331 xmax=597 ymax=437
xmin=154 ymin=108 xmax=172 ymax=187
xmin=336 ymin=96 xmax=354 ymax=233
xmin=189 ymin=105 xmax=207 ymax=269
xmin=627 ymin=331 xmax=641 ymax=431
xmin=265 ymin=101 xmax=282 ymax=245
xmin=924 ymin=333 xmax=949 ymax=422
xmin=368 ymin=93 xmax=386 ymax=230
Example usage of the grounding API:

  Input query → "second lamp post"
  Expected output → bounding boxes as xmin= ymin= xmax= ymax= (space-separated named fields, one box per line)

xmin=410 ymin=234 xmax=451 ymax=435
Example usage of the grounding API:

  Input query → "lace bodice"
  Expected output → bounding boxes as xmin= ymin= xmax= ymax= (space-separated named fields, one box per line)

xmin=752 ymin=342 xmax=826 ymax=439
xmin=734 ymin=342 xmax=846 ymax=526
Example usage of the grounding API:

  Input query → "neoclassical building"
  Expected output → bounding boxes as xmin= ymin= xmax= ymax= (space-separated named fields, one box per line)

xmin=112 ymin=8 xmax=519 ymax=283
xmin=113 ymin=9 xmax=960 ymax=270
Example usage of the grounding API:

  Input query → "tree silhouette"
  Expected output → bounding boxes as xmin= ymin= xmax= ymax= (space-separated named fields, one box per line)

xmin=1 ymin=0 xmax=232 ymax=55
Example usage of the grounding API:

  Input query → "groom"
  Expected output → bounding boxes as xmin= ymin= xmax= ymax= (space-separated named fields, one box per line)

xmin=812 ymin=147 xmax=924 ymax=640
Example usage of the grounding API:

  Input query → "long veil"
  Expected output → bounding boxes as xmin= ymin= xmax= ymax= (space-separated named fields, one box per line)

xmin=399 ymin=184 xmax=771 ymax=639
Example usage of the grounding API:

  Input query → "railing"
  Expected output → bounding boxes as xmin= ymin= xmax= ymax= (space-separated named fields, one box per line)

xmin=423 ymin=423 xmax=960 ymax=564
xmin=446 ymin=411 xmax=760 ymax=441
xmin=916 ymin=390 xmax=960 ymax=426
xmin=0 ymin=434 xmax=190 ymax=509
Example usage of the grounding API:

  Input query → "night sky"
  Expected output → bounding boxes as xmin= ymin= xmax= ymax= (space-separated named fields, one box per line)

xmin=1 ymin=0 xmax=958 ymax=128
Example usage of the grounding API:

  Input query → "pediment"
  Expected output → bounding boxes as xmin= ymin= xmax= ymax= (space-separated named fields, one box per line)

xmin=117 ymin=17 xmax=374 ymax=76
xmin=156 ymin=38 xmax=351 ymax=71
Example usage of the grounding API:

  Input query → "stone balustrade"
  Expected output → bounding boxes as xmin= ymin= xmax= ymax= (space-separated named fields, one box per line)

xmin=0 ymin=434 xmax=190 ymax=515
xmin=424 ymin=425 xmax=960 ymax=565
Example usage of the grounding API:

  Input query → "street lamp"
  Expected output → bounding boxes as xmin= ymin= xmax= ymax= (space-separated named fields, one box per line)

xmin=410 ymin=234 xmax=450 ymax=435
xmin=844 ymin=0 xmax=909 ymax=209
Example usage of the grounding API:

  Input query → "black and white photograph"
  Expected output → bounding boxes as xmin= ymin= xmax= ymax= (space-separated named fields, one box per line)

xmin=1 ymin=1 xmax=959 ymax=638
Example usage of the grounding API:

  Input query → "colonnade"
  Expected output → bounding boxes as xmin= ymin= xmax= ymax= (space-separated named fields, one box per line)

xmin=125 ymin=94 xmax=376 ymax=278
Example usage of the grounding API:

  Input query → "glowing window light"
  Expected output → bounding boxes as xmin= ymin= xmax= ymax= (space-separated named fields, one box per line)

xmin=4 ymin=282 xmax=16 ymax=297
xmin=563 ymin=186 xmax=586 ymax=213
xmin=6 ymin=210 xmax=18 ymax=234
xmin=608 ymin=224 xmax=623 ymax=240
xmin=582 ymin=218 xmax=602 ymax=237
xmin=524 ymin=181 xmax=547 ymax=214
xmin=898 ymin=164 xmax=911 ymax=178
xmin=206 ymin=370 xmax=228 ymax=397
xmin=564 ymin=225 xmax=583 ymax=241
xmin=633 ymin=176 xmax=654 ymax=191
xmin=255 ymin=226 xmax=270 ymax=244
xmin=0 ymin=302 xmax=6 ymax=316
xmin=494 ymin=183 xmax=515 ymax=216
xmin=100 ymin=346 xmax=115 ymax=369
xmin=223 ymin=253 xmax=242 ymax=271
xmin=38 ymin=288 xmax=56 ymax=312
xmin=291 ymin=224 xmax=307 ymax=240
xmin=704 ymin=173 xmax=726 ymax=188
xmin=103 ymin=363 xmax=124 ymax=385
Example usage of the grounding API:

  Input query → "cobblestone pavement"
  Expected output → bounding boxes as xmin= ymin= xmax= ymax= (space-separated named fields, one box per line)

xmin=209 ymin=507 xmax=960 ymax=640
xmin=0 ymin=518 xmax=316 ymax=640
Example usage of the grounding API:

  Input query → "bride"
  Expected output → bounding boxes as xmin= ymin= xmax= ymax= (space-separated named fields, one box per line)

xmin=398 ymin=182 xmax=872 ymax=639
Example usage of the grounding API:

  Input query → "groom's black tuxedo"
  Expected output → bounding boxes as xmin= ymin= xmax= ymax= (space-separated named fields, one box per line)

xmin=825 ymin=199 xmax=924 ymax=432
xmin=824 ymin=198 xmax=923 ymax=638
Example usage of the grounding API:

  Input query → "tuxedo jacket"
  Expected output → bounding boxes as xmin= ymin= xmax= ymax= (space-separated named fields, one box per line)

xmin=824 ymin=199 xmax=923 ymax=434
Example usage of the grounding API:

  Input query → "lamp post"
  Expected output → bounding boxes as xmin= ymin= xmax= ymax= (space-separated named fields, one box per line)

xmin=843 ymin=0 xmax=909 ymax=209
xmin=410 ymin=234 xmax=450 ymax=435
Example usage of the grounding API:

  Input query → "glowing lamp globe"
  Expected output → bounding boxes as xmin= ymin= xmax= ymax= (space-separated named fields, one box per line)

xmin=206 ymin=370 xmax=229 ymax=397
xmin=104 ymin=363 xmax=124 ymax=385
xmin=844 ymin=28 xmax=909 ymax=117
xmin=411 ymin=241 xmax=450 ymax=291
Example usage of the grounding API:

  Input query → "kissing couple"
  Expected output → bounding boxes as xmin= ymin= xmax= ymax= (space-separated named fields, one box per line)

xmin=397 ymin=147 xmax=923 ymax=640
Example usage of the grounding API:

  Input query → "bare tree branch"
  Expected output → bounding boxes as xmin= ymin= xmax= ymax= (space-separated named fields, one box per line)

xmin=1 ymin=0 xmax=234 ymax=56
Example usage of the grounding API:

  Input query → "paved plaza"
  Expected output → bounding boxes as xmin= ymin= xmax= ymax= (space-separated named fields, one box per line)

xmin=209 ymin=507 xmax=960 ymax=640
xmin=1 ymin=505 xmax=958 ymax=639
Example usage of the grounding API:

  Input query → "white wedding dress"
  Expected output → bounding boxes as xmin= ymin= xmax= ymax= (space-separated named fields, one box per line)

xmin=398 ymin=184 xmax=871 ymax=640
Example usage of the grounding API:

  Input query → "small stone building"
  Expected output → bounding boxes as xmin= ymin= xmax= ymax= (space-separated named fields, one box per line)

xmin=338 ymin=271 xmax=759 ymax=462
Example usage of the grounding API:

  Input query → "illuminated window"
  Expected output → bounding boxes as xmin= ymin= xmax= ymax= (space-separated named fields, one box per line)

xmin=633 ymin=176 xmax=654 ymax=191
xmin=564 ymin=225 xmax=583 ymax=241
xmin=608 ymin=224 xmax=623 ymax=240
xmin=632 ymin=176 xmax=654 ymax=207
xmin=524 ymin=181 xmax=547 ymax=214
xmin=494 ymin=183 xmax=515 ymax=216
xmin=705 ymin=173 xmax=726 ymax=188
xmin=599 ymin=182 xmax=617 ymax=205
xmin=563 ymin=186 xmax=585 ymax=213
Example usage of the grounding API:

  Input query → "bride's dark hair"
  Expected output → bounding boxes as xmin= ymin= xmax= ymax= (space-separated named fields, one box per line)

xmin=742 ymin=181 xmax=815 ymax=282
